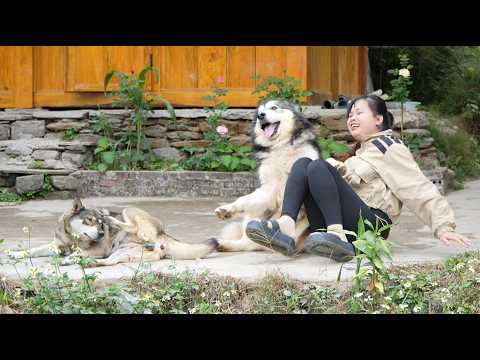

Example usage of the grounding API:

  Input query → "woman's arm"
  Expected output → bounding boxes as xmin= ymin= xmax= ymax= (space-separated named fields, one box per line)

xmin=368 ymin=142 xmax=469 ymax=246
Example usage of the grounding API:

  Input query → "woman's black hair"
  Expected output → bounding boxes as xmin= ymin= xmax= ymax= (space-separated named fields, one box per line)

xmin=346 ymin=95 xmax=394 ymax=131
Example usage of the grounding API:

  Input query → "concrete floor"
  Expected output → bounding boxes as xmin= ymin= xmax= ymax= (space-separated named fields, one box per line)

xmin=1 ymin=180 xmax=479 ymax=284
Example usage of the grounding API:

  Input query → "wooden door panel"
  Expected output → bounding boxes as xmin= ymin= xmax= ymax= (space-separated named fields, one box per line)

xmin=0 ymin=46 xmax=33 ymax=108
xmin=226 ymin=46 xmax=255 ymax=88
xmin=153 ymin=46 xmax=198 ymax=90
xmin=66 ymin=46 xmax=107 ymax=92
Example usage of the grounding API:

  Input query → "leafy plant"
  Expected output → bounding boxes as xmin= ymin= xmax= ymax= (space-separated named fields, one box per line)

xmin=19 ymin=175 xmax=54 ymax=201
xmin=429 ymin=120 xmax=480 ymax=182
xmin=402 ymin=134 xmax=424 ymax=164
xmin=342 ymin=214 xmax=394 ymax=301
xmin=252 ymin=74 xmax=313 ymax=107
xmin=63 ymin=128 xmax=79 ymax=141
xmin=31 ymin=160 xmax=45 ymax=169
xmin=387 ymin=53 xmax=414 ymax=139
xmin=0 ymin=188 xmax=23 ymax=203
xmin=97 ymin=66 xmax=176 ymax=171
xmin=318 ymin=138 xmax=350 ymax=159
xmin=180 ymin=88 xmax=257 ymax=172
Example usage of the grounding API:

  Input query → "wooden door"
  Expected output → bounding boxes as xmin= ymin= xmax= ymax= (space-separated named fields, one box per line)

xmin=66 ymin=46 xmax=152 ymax=92
xmin=0 ymin=46 xmax=33 ymax=108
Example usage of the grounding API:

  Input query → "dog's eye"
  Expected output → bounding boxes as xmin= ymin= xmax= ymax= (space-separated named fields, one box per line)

xmin=271 ymin=106 xmax=278 ymax=110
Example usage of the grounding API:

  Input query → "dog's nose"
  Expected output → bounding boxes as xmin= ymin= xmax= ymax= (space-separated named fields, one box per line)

xmin=258 ymin=112 xmax=266 ymax=120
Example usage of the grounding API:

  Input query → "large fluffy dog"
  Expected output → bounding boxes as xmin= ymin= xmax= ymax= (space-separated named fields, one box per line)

xmin=214 ymin=99 xmax=321 ymax=253
xmin=8 ymin=198 xmax=218 ymax=266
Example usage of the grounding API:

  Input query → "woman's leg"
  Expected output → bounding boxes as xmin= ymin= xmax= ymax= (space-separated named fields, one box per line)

xmin=303 ymin=159 xmax=392 ymax=261
xmin=306 ymin=159 xmax=391 ymax=241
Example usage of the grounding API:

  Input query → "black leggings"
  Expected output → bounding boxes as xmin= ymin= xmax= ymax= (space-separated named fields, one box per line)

xmin=281 ymin=157 xmax=392 ymax=243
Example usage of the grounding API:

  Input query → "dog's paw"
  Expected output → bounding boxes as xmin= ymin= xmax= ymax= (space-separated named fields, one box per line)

xmin=214 ymin=205 xmax=235 ymax=220
xmin=7 ymin=250 xmax=29 ymax=260
xmin=207 ymin=237 xmax=220 ymax=250
xmin=215 ymin=240 xmax=231 ymax=252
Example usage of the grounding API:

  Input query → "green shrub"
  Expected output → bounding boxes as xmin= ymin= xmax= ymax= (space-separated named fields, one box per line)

xmin=91 ymin=67 xmax=176 ymax=172
xmin=369 ymin=46 xmax=466 ymax=107
xmin=179 ymin=88 xmax=257 ymax=172
xmin=429 ymin=120 xmax=480 ymax=182
xmin=63 ymin=128 xmax=79 ymax=141
xmin=251 ymin=74 xmax=312 ymax=107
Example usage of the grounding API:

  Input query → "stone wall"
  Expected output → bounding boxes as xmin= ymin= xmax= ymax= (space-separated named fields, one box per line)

xmin=74 ymin=168 xmax=450 ymax=197
xmin=0 ymin=107 xmax=445 ymax=198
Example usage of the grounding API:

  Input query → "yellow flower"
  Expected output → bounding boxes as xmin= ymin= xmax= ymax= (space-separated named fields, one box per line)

xmin=399 ymin=68 xmax=410 ymax=78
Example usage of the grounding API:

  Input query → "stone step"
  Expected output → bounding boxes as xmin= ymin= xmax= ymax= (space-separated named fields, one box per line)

xmin=0 ymin=167 xmax=74 ymax=175
xmin=0 ymin=137 xmax=98 ymax=151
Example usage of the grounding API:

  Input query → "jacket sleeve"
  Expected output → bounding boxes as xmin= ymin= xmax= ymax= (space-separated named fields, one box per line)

xmin=325 ymin=157 xmax=347 ymax=176
xmin=369 ymin=143 xmax=456 ymax=238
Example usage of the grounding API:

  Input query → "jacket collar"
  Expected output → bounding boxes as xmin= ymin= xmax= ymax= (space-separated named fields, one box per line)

xmin=361 ymin=129 xmax=394 ymax=144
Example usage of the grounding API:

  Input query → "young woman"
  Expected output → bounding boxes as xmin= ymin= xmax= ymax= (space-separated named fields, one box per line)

xmin=245 ymin=95 xmax=471 ymax=262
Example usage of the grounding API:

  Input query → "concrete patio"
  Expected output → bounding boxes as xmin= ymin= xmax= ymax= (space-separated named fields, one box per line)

xmin=1 ymin=180 xmax=479 ymax=285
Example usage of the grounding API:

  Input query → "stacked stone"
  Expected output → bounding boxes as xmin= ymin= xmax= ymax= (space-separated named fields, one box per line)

xmin=0 ymin=107 xmax=444 ymax=197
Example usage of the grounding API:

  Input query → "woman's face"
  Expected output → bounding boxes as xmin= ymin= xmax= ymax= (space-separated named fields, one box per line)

xmin=347 ymin=99 xmax=384 ymax=141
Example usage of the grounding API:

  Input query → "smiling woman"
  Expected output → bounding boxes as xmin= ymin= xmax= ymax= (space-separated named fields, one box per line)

xmin=245 ymin=95 xmax=471 ymax=262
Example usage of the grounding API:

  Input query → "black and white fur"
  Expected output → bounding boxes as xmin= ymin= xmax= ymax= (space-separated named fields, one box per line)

xmin=214 ymin=99 xmax=321 ymax=252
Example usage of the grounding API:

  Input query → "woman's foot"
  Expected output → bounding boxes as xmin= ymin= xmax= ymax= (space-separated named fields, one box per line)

xmin=304 ymin=231 xmax=355 ymax=262
xmin=245 ymin=218 xmax=296 ymax=256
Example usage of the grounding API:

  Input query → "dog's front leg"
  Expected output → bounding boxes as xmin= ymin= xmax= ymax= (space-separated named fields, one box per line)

xmin=8 ymin=242 xmax=57 ymax=259
xmin=214 ymin=187 xmax=275 ymax=220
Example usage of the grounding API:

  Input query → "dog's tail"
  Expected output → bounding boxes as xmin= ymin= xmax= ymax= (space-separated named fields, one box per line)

xmin=166 ymin=237 xmax=218 ymax=260
xmin=219 ymin=221 xmax=243 ymax=241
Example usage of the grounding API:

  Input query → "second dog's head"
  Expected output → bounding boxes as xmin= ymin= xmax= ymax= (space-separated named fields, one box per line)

xmin=67 ymin=197 xmax=108 ymax=246
xmin=252 ymin=99 xmax=313 ymax=149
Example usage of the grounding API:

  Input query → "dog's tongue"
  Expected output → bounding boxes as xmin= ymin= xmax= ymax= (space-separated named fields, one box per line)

xmin=264 ymin=124 xmax=275 ymax=139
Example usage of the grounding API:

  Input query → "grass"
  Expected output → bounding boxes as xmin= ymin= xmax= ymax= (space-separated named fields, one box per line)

xmin=2 ymin=251 xmax=480 ymax=314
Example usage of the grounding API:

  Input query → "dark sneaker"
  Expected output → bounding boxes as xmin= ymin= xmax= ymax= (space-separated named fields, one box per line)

xmin=304 ymin=232 xmax=355 ymax=262
xmin=246 ymin=219 xmax=296 ymax=256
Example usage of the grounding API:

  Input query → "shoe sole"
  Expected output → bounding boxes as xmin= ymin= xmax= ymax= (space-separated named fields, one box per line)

xmin=246 ymin=222 xmax=294 ymax=256
xmin=304 ymin=233 xmax=354 ymax=263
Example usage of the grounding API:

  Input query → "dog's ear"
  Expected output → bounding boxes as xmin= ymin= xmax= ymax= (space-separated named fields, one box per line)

xmin=72 ymin=196 xmax=84 ymax=214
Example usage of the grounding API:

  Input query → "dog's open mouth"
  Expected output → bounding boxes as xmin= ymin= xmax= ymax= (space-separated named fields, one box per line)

xmin=261 ymin=122 xmax=280 ymax=139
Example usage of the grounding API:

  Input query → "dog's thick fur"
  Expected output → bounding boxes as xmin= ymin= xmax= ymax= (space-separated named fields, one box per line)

xmin=214 ymin=99 xmax=321 ymax=253
xmin=9 ymin=198 xmax=218 ymax=266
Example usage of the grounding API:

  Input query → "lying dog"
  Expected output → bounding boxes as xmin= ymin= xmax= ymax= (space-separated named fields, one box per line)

xmin=8 ymin=197 xmax=218 ymax=266
xmin=213 ymin=99 xmax=321 ymax=253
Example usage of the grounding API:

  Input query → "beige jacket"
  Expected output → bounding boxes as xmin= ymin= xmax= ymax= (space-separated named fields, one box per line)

xmin=326 ymin=129 xmax=456 ymax=238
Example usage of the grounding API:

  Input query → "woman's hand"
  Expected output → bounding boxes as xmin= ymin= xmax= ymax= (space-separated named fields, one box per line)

xmin=439 ymin=231 xmax=471 ymax=247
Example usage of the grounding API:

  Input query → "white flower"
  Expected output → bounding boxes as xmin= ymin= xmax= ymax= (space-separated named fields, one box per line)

xmin=399 ymin=68 xmax=410 ymax=78
xmin=200 ymin=292 xmax=206 ymax=298
xmin=399 ymin=304 xmax=408 ymax=310
xmin=189 ymin=307 xmax=197 ymax=314
xmin=22 ymin=226 xmax=30 ymax=234
xmin=384 ymin=296 xmax=392 ymax=302
xmin=354 ymin=292 xmax=363 ymax=298
xmin=403 ymin=281 xmax=411 ymax=289
xmin=223 ymin=291 xmax=231 ymax=298
xmin=216 ymin=125 xmax=229 ymax=136
xmin=413 ymin=305 xmax=421 ymax=313
xmin=283 ymin=290 xmax=292 ymax=297
xmin=381 ymin=304 xmax=391 ymax=310
xmin=214 ymin=301 xmax=222 ymax=307
xmin=468 ymin=266 xmax=475 ymax=273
